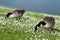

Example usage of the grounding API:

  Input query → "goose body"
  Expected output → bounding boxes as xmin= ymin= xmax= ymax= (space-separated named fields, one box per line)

xmin=5 ymin=9 xmax=25 ymax=19
xmin=9 ymin=12 xmax=23 ymax=18
xmin=43 ymin=16 xmax=55 ymax=29
xmin=34 ymin=16 xmax=55 ymax=32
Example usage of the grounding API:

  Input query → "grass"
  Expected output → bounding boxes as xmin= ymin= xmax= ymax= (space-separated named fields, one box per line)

xmin=0 ymin=5 xmax=60 ymax=40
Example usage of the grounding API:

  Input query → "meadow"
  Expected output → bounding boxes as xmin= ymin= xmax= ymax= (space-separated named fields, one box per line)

xmin=0 ymin=6 xmax=60 ymax=40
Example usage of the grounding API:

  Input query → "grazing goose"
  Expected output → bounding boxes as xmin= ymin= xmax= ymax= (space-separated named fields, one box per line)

xmin=34 ymin=16 xmax=55 ymax=32
xmin=5 ymin=9 xmax=25 ymax=19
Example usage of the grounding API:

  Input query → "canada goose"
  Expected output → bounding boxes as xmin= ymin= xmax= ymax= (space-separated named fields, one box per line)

xmin=5 ymin=9 xmax=25 ymax=19
xmin=34 ymin=16 xmax=55 ymax=32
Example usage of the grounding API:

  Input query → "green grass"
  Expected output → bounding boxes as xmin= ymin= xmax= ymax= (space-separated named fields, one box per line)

xmin=0 ymin=5 xmax=60 ymax=40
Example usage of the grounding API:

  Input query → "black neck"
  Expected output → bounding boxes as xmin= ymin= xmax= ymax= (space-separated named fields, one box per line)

xmin=34 ymin=21 xmax=46 ymax=32
xmin=5 ymin=12 xmax=13 ymax=19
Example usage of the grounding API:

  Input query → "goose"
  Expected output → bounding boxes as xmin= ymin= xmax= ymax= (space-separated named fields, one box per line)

xmin=5 ymin=9 xmax=25 ymax=19
xmin=34 ymin=16 xmax=55 ymax=32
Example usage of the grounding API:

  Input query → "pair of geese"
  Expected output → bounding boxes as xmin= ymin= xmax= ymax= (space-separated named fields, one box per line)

xmin=5 ymin=9 xmax=55 ymax=32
